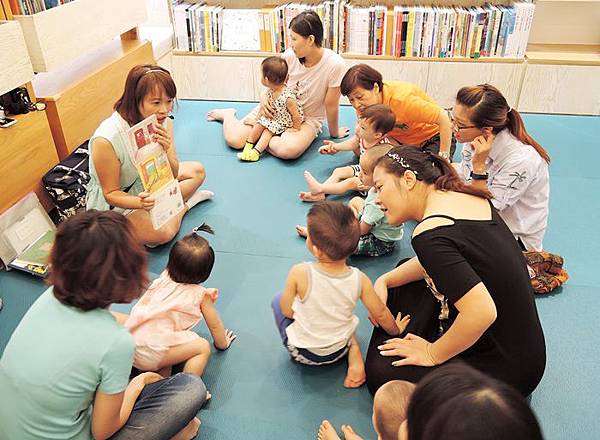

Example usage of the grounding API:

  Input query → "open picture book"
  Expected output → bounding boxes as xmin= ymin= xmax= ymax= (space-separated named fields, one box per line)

xmin=126 ymin=114 xmax=185 ymax=230
xmin=0 ymin=193 xmax=56 ymax=278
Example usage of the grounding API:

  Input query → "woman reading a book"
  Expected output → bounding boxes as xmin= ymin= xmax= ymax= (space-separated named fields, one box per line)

xmin=87 ymin=65 xmax=213 ymax=246
xmin=340 ymin=64 xmax=456 ymax=161
xmin=0 ymin=210 xmax=208 ymax=440
xmin=207 ymin=11 xmax=350 ymax=159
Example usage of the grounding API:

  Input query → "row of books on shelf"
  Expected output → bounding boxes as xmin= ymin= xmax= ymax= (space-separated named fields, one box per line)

xmin=8 ymin=0 xmax=74 ymax=15
xmin=171 ymin=1 xmax=535 ymax=60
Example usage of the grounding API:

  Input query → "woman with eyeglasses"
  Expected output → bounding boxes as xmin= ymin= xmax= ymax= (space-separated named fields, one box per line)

xmin=338 ymin=64 xmax=456 ymax=161
xmin=207 ymin=11 xmax=349 ymax=160
xmin=363 ymin=145 xmax=546 ymax=401
xmin=451 ymin=84 xmax=550 ymax=251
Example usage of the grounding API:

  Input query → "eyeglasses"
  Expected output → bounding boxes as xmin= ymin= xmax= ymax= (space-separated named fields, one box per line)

xmin=445 ymin=108 xmax=477 ymax=131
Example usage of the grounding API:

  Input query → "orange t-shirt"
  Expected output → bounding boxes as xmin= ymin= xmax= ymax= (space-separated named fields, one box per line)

xmin=382 ymin=81 xmax=441 ymax=145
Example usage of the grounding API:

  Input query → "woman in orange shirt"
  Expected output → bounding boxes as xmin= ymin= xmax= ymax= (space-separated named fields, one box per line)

xmin=340 ymin=64 xmax=455 ymax=161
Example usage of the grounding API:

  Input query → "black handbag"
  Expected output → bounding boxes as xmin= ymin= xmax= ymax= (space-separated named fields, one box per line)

xmin=0 ymin=87 xmax=32 ymax=115
xmin=43 ymin=142 xmax=90 ymax=223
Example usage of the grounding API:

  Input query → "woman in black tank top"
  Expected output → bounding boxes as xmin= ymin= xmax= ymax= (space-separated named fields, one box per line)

xmin=364 ymin=146 xmax=546 ymax=398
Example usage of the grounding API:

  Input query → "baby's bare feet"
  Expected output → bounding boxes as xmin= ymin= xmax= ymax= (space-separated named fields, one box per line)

xmin=170 ymin=417 xmax=200 ymax=440
xmin=304 ymin=170 xmax=323 ymax=195
xmin=317 ymin=420 xmax=341 ymax=440
xmin=341 ymin=425 xmax=364 ymax=440
xmin=344 ymin=364 xmax=366 ymax=389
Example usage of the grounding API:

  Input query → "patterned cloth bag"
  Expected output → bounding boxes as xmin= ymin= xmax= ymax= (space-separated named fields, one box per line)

xmin=524 ymin=251 xmax=569 ymax=294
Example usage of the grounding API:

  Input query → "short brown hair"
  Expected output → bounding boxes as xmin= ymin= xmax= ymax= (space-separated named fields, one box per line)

xmin=361 ymin=143 xmax=394 ymax=173
xmin=167 ymin=224 xmax=215 ymax=284
xmin=374 ymin=380 xmax=414 ymax=440
xmin=115 ymin=64 xmax=177 ymax=126
xmin=49 ymin=210 xmax=149 ymax=311
xmin=361 ymin=104 xmax=396 ymax=134
xmin=307 ymin=201 xmax=360 ymax=261
xmin=340 ymin=64 xmax=383 ymax=97
xmin=261 ymin=56 xmax=288 ymax=85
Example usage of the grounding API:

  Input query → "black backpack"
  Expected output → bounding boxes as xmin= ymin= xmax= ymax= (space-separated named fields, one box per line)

xmin=43 ymin=142 xmax=90 ymax=223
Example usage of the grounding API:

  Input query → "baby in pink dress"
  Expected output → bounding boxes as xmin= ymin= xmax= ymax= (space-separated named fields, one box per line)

xmin=125 ymin=224 xmax=236 ymax=376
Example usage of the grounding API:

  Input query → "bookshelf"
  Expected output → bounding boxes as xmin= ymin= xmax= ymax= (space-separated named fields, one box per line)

xmin=0 ymin=20 xmax=57 ymax=213
xmin=164 ymin=0 xmax=600 ymax=115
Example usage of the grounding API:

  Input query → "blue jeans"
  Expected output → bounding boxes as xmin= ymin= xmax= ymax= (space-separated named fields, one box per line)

xmin=109 ymin=373 xmax=207 ymax=440
xmin=271 ymin=293 xmax=349 ymax=366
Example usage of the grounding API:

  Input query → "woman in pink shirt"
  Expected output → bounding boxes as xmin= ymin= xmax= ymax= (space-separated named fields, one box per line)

xmin=208 ymin=11 xmax=349 ymax=159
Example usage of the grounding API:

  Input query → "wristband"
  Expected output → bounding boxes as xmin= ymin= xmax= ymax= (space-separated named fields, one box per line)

xmin=470 ymin=171 xmax=489 ymax=181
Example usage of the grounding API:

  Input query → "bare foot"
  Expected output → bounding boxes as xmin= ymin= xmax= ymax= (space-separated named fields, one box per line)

xmin=317 ymin=420 xmax=341 ymax=440
xmin=299 ymin=191 xmax=326 ymax=202
xmin=304 ymin=170 xmax=323 ymax=195
xmin=170 ymin=417 xmax=200 ymax=440
xmin=344 ymin=364 xmax=366 ymax=389
xmin=295 ymin=225 xmax=308 ymax=237
xmin=207 ymin=108 xmax=236 ymax=122
xmin=341 ymin=425 xmax=364 ymax=440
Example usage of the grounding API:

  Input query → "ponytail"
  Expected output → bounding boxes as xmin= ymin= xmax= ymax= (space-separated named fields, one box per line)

xmin=506 ymin=109 xmax=551 ymax=164
xmin=457 ymin=84 xmax=550 ymax=164
xmin=430 ymin=155 xmax=492 ymax=199
xmin=377 ymin=146 xmax=492 ymax=200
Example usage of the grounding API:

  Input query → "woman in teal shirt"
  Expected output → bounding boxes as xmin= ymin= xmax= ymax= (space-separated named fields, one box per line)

xmin=0 ymin=211 xmax=207 ymax=439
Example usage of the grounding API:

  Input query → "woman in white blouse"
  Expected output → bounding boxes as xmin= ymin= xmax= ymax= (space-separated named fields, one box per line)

xmin=450 ymin=84 xmax=550 ymax=251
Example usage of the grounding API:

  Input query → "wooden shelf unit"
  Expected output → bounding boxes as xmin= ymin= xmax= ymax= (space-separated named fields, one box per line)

xmin=525 ymin=44 xmax=600 ymax=66
xmin=0 ymin=109 xmax=58 ymax=213
xmin=173 ymin=50 xmax=524 ymax=64
xmin=13 ymin=0 xmax=147 ymax=72
xmin=0 ymin=20 xmax=34 ymax=96
xmin=34 ymin=39 xmax=156 ymax=159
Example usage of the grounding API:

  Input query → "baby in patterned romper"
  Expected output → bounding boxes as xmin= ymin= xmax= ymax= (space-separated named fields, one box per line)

xmin=238 ymin=56 xmax=304 ymax=162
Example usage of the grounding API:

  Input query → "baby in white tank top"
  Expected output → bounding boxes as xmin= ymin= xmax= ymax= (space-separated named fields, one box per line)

xmin=272 ymin=201 xmax=409 ymax=388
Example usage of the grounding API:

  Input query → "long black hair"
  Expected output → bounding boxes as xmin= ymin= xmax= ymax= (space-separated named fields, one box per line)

xmin=376 ymin=145 xmax=492 ymax=199
xmin=289 ymin=11 xmax=323 ymax=64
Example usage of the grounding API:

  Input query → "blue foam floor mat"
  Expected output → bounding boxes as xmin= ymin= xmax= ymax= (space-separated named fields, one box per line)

xmin=1 ymin=101 xmax=599 ymax=439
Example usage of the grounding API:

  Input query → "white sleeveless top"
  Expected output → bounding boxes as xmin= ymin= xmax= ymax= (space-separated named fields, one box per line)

xmin=286 ymin=263 xmax=361 ymax=355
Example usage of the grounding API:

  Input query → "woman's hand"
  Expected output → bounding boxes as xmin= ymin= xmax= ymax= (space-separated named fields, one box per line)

xmin=138 ymin=192 xmax=155 ymax=211
xmin=331 ymin=126 xmax=350 ymax=139
xmin=318 ymin=140 xmax=338 ymax=155
xmin=471 ymin=133 xmax=495 ymax=169
xmin=151 ymin=123 xmax=172 ymax=152
xmin=378 ymin=334 xmax=437 ymax=367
